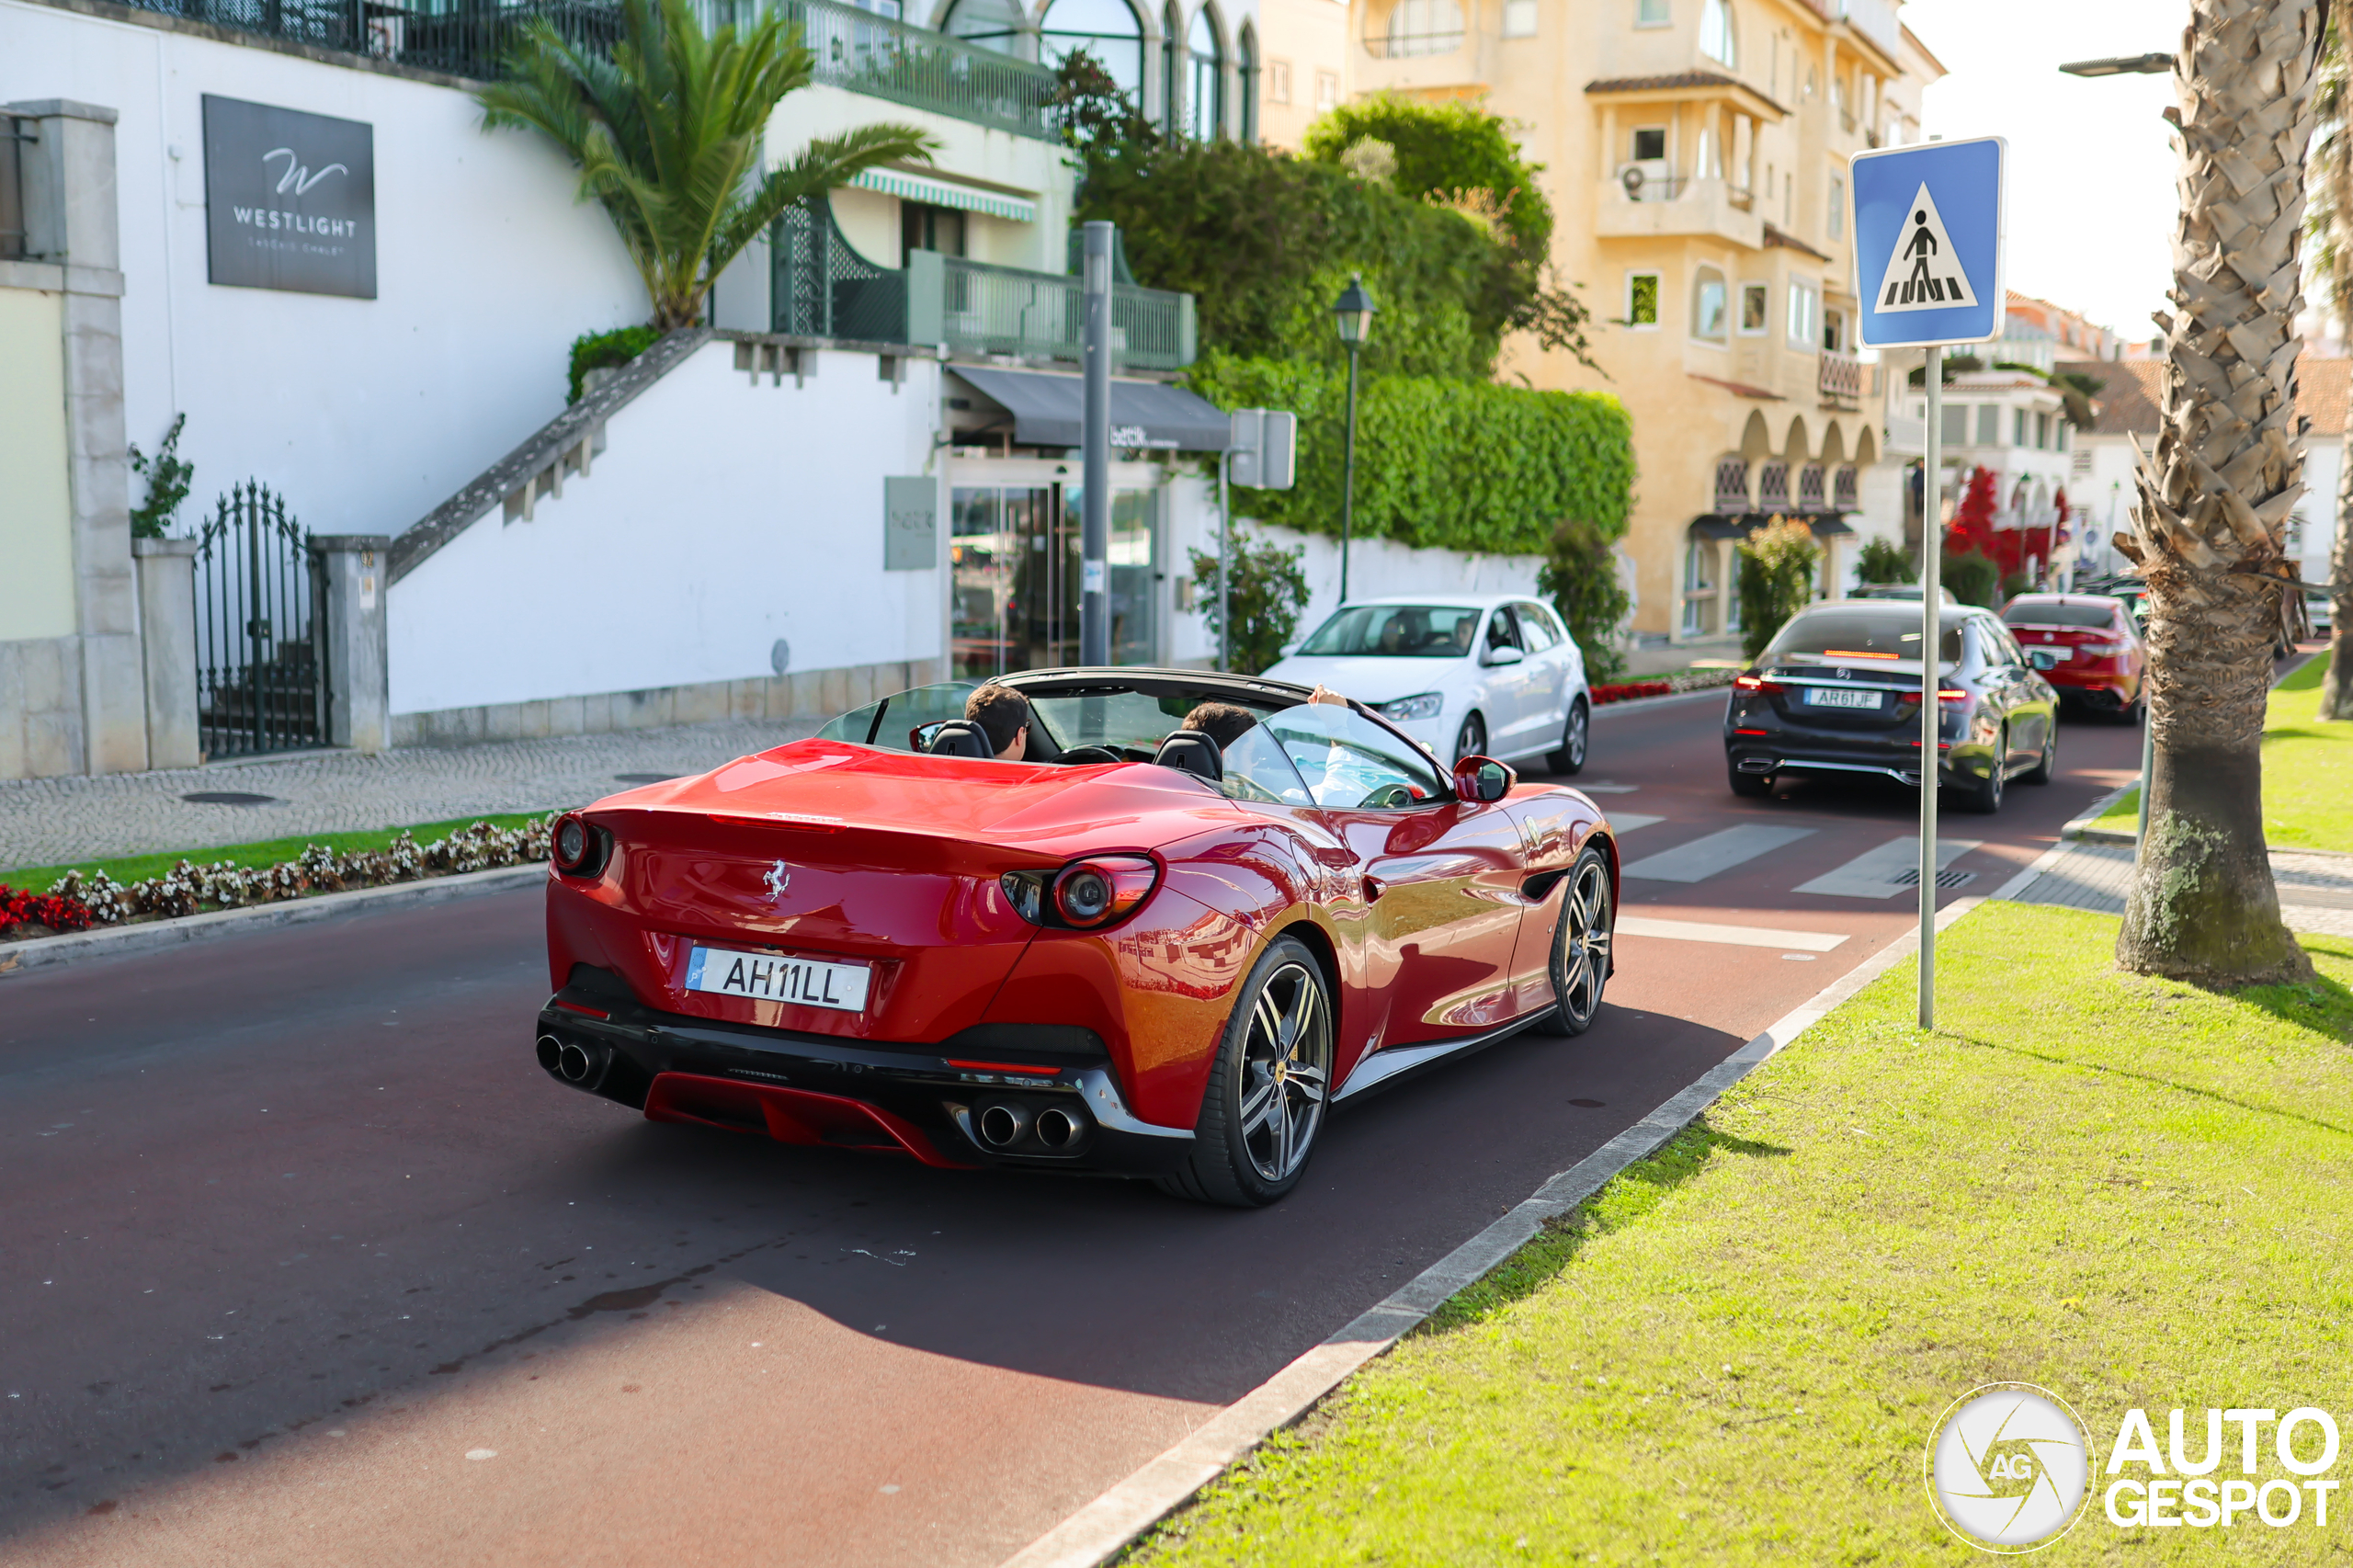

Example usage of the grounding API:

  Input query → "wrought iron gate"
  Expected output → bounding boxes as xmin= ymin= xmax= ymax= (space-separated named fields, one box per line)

xmin=193 ymin=482 xmax=331 ymax=757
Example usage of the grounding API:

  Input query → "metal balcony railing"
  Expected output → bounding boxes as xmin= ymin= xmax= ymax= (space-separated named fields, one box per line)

xmin=937 ymin=256 xmax=1196 ymax=371
xmin=1819 ymin=349 xmax=1864 ymax=404
xmin=1364 ymin=30 xmax=1464 ymax=56
xmin=111 ymin=0 xmax=1056 ymax=138
xmin=773 ymin=200 xmax=1198 ymax=371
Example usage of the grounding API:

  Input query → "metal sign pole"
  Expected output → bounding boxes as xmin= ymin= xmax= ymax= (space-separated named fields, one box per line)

xmin=1079 ymin=222 xmax=1112 ymax=666
xmin=1919 ymin=346 xmax=1943 ymax=1030
xmin=1218 ymin=449 xmax=1232 ymax=672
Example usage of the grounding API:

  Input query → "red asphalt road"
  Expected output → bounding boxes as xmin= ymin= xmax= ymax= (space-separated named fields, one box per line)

xmin=0 ymin=696 xmax=2143 ymax=1567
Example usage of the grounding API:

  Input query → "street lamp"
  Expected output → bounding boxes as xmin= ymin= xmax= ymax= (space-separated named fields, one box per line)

xmin=1333 ymin=272 xmax=1377 ymax=605
xmin=2057 ymin=51 xmax=2171 ymax=77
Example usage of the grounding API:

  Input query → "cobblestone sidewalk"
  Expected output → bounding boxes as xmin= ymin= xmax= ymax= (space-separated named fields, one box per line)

xmin=0 ymin=719 xmax=823 ymax=875
xmin=2008 ymin=840 xmax=2353 ymax=938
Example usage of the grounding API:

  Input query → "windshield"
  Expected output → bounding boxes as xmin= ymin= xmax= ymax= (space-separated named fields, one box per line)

xmin=1299 ymin=605 xmax=1483 ymax=658
xmin=814 ymin=682 xmax=980 ymax=751
xmin=1766 ymin=609 xmax=1963 ymax=664
xmin=1026 ymin=688 xmax=1285 ymax=754
xmin=2005 ymin=600 xmax=2121 ymax=630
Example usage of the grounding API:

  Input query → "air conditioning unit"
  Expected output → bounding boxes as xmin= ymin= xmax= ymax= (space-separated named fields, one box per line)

xmin=1617 ymin=160 xmax=1674 ymax=202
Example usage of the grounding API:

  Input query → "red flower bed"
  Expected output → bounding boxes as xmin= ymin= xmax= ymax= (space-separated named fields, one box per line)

xmin=0 ymin=883 xmax=94 ymax=937
xmin=1591 ymin=681 xmax=1675 ymax=704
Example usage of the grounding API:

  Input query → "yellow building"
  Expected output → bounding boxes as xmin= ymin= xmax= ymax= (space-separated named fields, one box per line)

xmin=1335 ymin=0 xmax=1944 ymax=646
xmin=1253 ymin=0 xmax=1353 ymax=147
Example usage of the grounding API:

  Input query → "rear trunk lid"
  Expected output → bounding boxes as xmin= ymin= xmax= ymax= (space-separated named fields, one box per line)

xmin=580 ymin=740 xmax=1221 ymax=1042
xmin=1756 ymin=657 xmax=1944 ymax=732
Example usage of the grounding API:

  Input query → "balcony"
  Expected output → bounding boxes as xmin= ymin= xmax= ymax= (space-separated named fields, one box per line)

xmin=1354 ymin=24 xmax=1495 ymax=94
xmin=1593 ymin=176 xmax=1763 ymax=247
xmin=773 ymin=200 xmax=1196 ymax=370
xmin=1818 ymin=349 xmax=1864 ymax=408
xmin=115 ymin=0 xmax=1058 ymax=139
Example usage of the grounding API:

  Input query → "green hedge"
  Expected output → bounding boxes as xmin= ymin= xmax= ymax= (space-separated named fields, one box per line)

xmin=1188 ymin=352 xmax=1635 ymax=556
xmin=1078 ymin=141 xmax=1519 ymax=381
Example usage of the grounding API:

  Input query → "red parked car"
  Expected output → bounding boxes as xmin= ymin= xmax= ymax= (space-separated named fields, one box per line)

xmin=2000 ymin=594 xmax=2146 ymax=722
xmin=534 ymin=670 xmax=1621 ymax=1207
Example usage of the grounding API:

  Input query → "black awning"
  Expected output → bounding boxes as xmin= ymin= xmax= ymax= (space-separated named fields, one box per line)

xmin=949 ymin=366 xmax=1231 ymax=451
xmin=1692 ymin=512 xmax=1855 ymax=539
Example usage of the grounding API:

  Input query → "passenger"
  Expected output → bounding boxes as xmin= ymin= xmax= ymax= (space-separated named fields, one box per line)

xmin=1180 ymin=700 xmax=1259 ymax=751
xmin=965 ymin=683 xmax=1032 ymax=761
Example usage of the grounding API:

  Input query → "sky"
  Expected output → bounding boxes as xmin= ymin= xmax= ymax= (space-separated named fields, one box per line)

xmin=1904 ymin=0 xmax=2189 ymax=347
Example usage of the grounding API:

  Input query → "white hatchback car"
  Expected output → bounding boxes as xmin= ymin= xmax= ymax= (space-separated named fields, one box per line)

xmin=1265 ymin=594 xmax=1592 ymax=772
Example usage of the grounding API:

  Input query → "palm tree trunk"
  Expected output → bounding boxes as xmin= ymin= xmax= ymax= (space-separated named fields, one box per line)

xmin=2323 ymin=426 xmax=2353 ymax=716
xmin=2116 ymin=0 xmax=2319 ymax=986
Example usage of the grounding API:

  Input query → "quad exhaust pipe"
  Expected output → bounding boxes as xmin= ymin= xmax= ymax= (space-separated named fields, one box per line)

xmin=1035 ymin=1107 xmax=1082 ymax=1150
xmin=977 ymin=1100 xmax=1033 ymax=1149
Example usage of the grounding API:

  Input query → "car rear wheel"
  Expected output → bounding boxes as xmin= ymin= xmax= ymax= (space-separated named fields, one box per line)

xmin=1530 ymin=846 xmax=1612 ymax=1037
xmin=1547 ymin=699 xmax=1591 ymax=775
xmin=1957 ymin=725 xmax=2006 ymax=814
xmin=1728 ymin=759 xmax=1772 ymax=798
xmin=1453 ymin=712 xmax=1487 ymax=766
xmin=2023 ymin=722 xmax=2057 ymax=785
xmin=1156 ymin=936 xmax=1333 ymax=1208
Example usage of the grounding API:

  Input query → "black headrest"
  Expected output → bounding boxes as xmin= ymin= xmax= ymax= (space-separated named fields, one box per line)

xmin=1154 ymin=730 xmax=1223 ymax=782
xmin=928 ymin=720 xmax=994 ymax=758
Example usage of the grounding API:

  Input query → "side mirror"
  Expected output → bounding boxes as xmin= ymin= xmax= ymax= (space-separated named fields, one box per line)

xmin=1483 ymin=644 xmax=1525 ymax=666
xmin=1278 ymin=642 xmax=1301 ymax=659
xmin=1453 ymin=755 xmax=1514 ymax=803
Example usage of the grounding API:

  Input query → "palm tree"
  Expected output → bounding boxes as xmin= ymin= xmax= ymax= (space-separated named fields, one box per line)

xmin=480 ymin=0 xmax=939 ymax=332
xmin=2114 ymin=0 xmax=2318 ymax=985
xmin=2311 ymin=0 xmax=2353 ymax=718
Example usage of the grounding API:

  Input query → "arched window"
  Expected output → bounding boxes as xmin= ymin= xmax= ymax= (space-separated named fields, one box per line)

xmin=1691 ymin=266 xmax=1727 ymax=342
xmin=1163 ymin=2 xmax=1182 ymax=133
xmin=1236 ymin=24 xmax=1258 ymax=142
xmin=1699 ymin=0 xmax=1735 ymax=66
xmin=1040 ymin=0 xmax=1146 ymax=102
xmin=945 ymin=0 xmax=1029 ymax=55
xmin=1382 ymin=0 xmax=1463 ymax=57
xmin=1186 ymin=7 xmax=1224 ymax=138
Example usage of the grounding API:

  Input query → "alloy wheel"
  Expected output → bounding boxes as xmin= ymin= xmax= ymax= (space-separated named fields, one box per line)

xmin=1454 ymin=712 xmax=1487 ymax=765
xmin=1237 ymin=962 xmax=1331 ymax=1183
xmin=1556 ymin=856 xmax=1611 ymax=1028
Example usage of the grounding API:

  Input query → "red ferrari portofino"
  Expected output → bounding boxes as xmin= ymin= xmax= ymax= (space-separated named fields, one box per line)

xmin=536 ymin=670 xmax=1620 ymax=1205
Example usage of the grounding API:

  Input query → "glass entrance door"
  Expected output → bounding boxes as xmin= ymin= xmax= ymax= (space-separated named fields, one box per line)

xmin=950 ymin=482 xmax=1157 ymax=678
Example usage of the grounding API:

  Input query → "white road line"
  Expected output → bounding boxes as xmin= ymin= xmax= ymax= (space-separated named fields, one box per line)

xmin=1603 ymin=812 xmax=1665 ymax=834
xmin=1614 ymin=915 xmax=1848 ymax=952
xmin=1577 ymin=783 xmax=1641 ymax=794
xmin=1620 ymin=824 xmax=1817 ymax=883
xmin=1792 ymin=835 xmax=1984 ymax=900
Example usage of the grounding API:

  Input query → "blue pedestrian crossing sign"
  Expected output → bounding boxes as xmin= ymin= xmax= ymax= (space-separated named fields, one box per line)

xmin=1848 ymin=136 xmax=2006 ymax=348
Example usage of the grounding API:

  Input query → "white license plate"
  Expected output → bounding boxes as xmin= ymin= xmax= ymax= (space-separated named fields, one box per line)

xmin=685 ymin=947 xmax=870 ymax=1012
xmin=2033 ymin=647 xmax=2072 ymax=665
xmin=1803 ymin=687 xmax=1881 ymax=710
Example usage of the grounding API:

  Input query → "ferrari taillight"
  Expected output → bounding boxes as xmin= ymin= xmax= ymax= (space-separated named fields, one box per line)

xmin=1003 ymin=856 xmax=1159 ymax=929
xmin=1056 ymin=858 xmax=1156 ymax=926
xmin=552 ymin=813 xmax=613 ymax=879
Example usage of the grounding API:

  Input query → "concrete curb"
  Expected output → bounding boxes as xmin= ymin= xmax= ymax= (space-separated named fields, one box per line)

xmin=2059 ymin=779 xmax=2138 ymax=846
xmin=997 ymin=897 xmax=1984 ymax=1568
xmin=0 ymin=864 xmax=546 ymax=978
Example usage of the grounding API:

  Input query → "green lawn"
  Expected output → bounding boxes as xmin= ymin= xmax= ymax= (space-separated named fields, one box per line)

xmin=2092 ymin=648 xmax=2348 ymax=852
xmin=0 ymin=812 xmax=552 ymax=895
xmin=1131 ymin=902 xmax=2353 ymax=1565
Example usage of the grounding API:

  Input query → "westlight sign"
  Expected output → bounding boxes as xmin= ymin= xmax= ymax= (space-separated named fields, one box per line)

xmin=202 ymin=96 xmax=377 ymax=299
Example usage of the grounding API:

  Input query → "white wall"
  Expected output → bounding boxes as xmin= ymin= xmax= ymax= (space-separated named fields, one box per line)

xmin=387 ymin=342 xmax=943 ymax=714
xmin=3 ymin=0 xmax=648 ymax=543
xmin=1247 ymin=519 xmax=1546 ymax=648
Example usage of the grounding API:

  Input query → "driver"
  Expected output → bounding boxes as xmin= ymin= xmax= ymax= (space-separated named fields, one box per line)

xmin=965 ymin=683 xmax=1032 ymax=761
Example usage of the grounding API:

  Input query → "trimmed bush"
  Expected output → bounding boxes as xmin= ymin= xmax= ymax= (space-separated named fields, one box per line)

xmin=1191 ymin=352 xmax=1635 ymax=557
